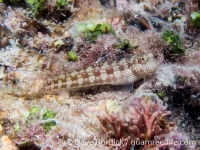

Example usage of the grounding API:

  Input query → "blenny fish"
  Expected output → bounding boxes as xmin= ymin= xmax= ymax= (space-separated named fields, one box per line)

xmin=43 ymin=53 xmax=162 ymax=92
xmin=5 ymin=52 xmax=162 ymax=97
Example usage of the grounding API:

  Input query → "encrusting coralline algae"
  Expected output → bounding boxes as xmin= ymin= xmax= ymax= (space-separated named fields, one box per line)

xmin=0 ymin=0 xmax=200 ymax=150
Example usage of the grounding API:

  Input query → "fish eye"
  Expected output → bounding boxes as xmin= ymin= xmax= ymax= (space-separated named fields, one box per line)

xmin=141 ymin=55 xmax=147 ymax=62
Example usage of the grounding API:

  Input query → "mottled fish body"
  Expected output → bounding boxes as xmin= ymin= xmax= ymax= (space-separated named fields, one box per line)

xmin=44 ymin=53 xmax=162 ymax=92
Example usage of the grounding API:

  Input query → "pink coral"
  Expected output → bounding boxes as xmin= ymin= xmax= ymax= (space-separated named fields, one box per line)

xmin=128 ymin=97 xmax=172 ymax=139
xmin=96 ymin=96 xmax=175 ymax=149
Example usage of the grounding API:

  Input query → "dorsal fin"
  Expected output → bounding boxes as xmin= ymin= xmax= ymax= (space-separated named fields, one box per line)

xmin=93 ymin=50 xmax=132 ymax=67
